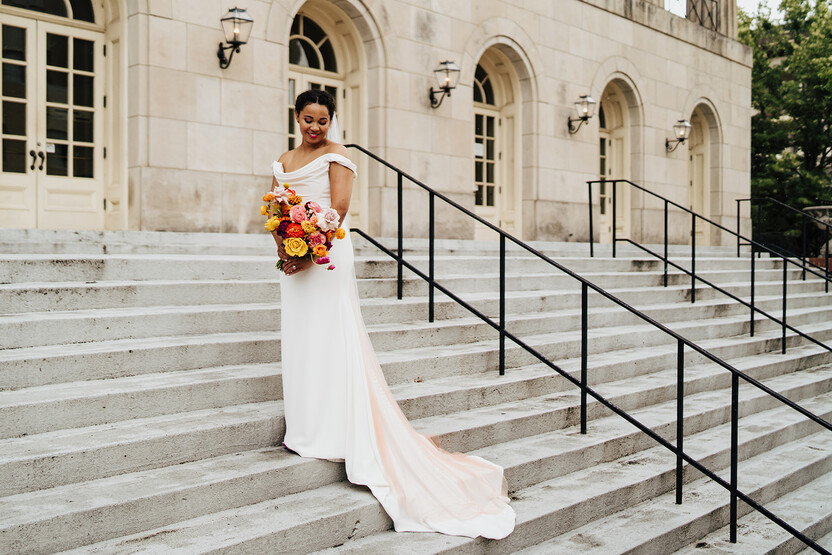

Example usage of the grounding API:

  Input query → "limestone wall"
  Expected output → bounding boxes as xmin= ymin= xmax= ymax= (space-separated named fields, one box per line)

xmin=126 ymin=0 xmax=751 ymax=245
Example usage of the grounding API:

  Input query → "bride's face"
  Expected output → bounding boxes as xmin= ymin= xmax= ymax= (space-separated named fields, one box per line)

xmin=296 ymin=103 xmax=331 ymax=147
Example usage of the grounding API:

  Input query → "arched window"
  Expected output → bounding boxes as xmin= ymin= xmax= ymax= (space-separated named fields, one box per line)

xmin=473 ymin=64 xmax=494 ymax=105
xmin=2 ymin=0 xmax=95 ymax=23
xmin=289 ymin=15 xmax=337 ymax=73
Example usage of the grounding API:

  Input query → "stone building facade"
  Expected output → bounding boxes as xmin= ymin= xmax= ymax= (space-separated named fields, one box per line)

xmin=0 ymin=0 xmax=751 ymax=244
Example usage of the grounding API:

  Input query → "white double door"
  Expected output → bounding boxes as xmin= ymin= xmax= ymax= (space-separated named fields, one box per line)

xmin=0 ymin=14 xmax=104 ymax=229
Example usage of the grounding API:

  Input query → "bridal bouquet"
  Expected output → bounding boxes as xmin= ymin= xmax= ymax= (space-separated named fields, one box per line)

xmin=261 ymin=183 xmax=346 ymax=272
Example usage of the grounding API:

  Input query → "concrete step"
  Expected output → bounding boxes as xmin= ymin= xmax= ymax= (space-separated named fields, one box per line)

xmin=1 ymin=266 xmax=806 ymax=314
xmin=2 ymin=272 xmax=828 ymax=350
xmin=314 ymin=395 xmax=832 ymax=554
xmin=70 ymin=381 xmax=831 ymax=555
xmin=672 ymin=474 xmax=832 ymax=554
xmin=0 ymin=252 xmax=786 ymax=285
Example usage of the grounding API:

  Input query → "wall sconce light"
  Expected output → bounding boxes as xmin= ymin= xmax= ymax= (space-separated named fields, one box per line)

xmin=217 ymin=7 xmax=254 ymax=69
xmin=666 ymin=119 xmax=692 ymax=152
xmin=567 ymin=95 xmax=597 ymax=134
xmin=429 ymin=61 xmax=461 ymax=108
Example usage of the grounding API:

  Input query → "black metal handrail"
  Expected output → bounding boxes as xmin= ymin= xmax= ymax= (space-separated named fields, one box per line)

xmin=737 ymin=197 xmax=831 ymax=287
xmin=346 ymin=144 xmax=832 ymax=553
xmin=587 ymin=179 xmax=832 ymax=357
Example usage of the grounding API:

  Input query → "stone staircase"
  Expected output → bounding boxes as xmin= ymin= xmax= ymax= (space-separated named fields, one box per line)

xmin=1 ymin=228 xmax=831 ymax=554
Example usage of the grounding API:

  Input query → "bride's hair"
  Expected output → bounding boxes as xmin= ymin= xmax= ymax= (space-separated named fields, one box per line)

xmin=295 ymin=89 xmax=336 ymax=118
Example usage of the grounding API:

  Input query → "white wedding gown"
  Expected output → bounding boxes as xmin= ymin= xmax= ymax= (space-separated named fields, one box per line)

xmin=273 ymin=153 xmax=515 ymax=539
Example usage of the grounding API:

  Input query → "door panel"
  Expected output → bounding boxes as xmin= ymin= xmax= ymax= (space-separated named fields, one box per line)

xmin=474 ymin=108 xmax=500 ymax=228
xmin=0 ymin=15 xmax=104 ymax=229
xmin=0 ymin=15 xmax=36 ymax=227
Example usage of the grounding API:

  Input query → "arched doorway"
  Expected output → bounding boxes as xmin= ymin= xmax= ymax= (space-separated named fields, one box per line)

xmin=597 ymin=81 xmax=632 ymax=243
xmin=288 ymin=3 xmax=366 ymax=226
xmin=472 ymin=47 xmax=520 ymax=239
xmin=688 ymin=105 xmax=711 ymax=245
xmin=0 ymin=0 xmax=109 ymax=229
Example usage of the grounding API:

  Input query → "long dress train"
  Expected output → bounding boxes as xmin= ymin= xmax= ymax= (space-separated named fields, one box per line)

xmin=274 ymin=153 xmax=515 ymax=539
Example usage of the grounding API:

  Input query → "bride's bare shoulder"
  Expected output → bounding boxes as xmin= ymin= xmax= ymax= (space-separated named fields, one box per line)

xmin=277 ymin=149 xmax=296 ymax=166
xmin=325 ymin=142 xmax=350 ymax=158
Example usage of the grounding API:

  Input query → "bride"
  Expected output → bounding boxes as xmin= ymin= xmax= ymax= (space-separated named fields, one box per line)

xmin=270 ymin=89 xmax=515 ymax=539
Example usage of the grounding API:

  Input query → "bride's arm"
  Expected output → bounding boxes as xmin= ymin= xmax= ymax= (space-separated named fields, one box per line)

xmin=329 ymin=148 xmax=354 ymax=225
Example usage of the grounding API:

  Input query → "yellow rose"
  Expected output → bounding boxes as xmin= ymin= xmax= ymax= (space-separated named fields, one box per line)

xmin=264 ymin=216 xmax=280 ymax=231
xmin=284 ymin=237 xmax=308 ymax=257
xmin=335 ymin=228 xmax=346 ymax=240
xmin=301 ymin=221 xmax=317 ymax=234
xmin=260 ymin=205 xmax=268 ymax=216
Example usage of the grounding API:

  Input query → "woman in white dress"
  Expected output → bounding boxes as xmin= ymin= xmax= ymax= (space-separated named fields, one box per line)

xmin=271 ymin=90 xmax=515 ymax=539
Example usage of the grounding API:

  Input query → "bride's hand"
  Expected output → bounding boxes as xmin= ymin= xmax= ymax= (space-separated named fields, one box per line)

xmin=274 ymin=233 xmax=287 ymax=260
xmin=284 ymin=257 xmax=313 ymax=276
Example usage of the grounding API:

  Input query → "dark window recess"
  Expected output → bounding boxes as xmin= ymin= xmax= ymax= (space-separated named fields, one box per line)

xmin=2 ymin=0 xmax=67 ymax=18
xmin=2 ymin=26 xmax=26 ymax=61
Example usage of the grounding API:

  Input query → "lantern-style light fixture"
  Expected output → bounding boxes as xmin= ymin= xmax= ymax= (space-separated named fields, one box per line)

xmin=217 ymin=7 xmax=254 ymax=69
xmin=429 ymin=61 xmax=462 ymax=108
xmin=666 ymin=119 xmax=693 ymax=152
xmin=567 ymin=95 xmax=597 ymax=134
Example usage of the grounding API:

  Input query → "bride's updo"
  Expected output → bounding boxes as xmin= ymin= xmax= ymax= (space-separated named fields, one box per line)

xmin=295 ymin=89 xmax=336 ymax=118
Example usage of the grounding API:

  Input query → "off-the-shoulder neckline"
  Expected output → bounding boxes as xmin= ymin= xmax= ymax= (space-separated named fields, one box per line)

xmin=274 ymin=152 xmax=353 ymax=174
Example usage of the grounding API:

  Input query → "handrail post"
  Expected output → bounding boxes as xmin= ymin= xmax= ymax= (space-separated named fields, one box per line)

xmin=588 ymin=182 xmax=594 ymax=258
xmin=782 ymin=259 xmax=787 ymax=354
xmin=499 ymin=234 xmax=506 ymax=376
xmin=397 ymin=172 xmax=403 ymax=300
xmin=676 ymin=339 xmax=684 ymax=504
xmin=750 ymin=243 xmax=756 ymax=337
xmin=664 ymin=200 xmax=669 ymax=287
xmin=826 ymin=226 xmax=830 ymax=294
xmin=429 ymin=192 xmax=435 ymax=323
xmin=581 ymin=282 xmax=588 ymax=434
xmin=756 ymin=200 xmax=762 ymax=259
xmin=730 ymin=372 xmax=739 ymax=543
xmin=801 ymin=216 xmax=807 ymax=281
xmin=612 ymin=181 xmax=617 ymax=258
xmin=736 ymin=198 xmax=741 ymax=258
xmin=691 ymin=213 xmax=696 ymax=303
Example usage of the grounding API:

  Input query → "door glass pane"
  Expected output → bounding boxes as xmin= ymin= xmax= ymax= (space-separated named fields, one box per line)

xmin=74 ymin=109 xmax=92 ymax=142
xmin=2 ymin=101 xmax=25 ymax=135
xmin=325 ymin=85 xmax=337 ymax=109
xmin=486 ymin=139 xmax=494 ymax=160
xmin=475 ymin=160 xmax=482 ymax=182
xmin=486 ymin=162 xmax=494 ymax=183
xmin=46 ymin=142 xmax=68 ymax=175
xmin=475 ymin=114 xmax=483 ymax=135
xmin=73 ymin=74 xmax=93 ymax=106
xmin=1 ymin=138 xmax=25 ymax=172
xmin=46 ymin=34 xmax=68 ymax=68
xmin=73 ymin=145 xmax=92 ymax=177
xmin=46 ymin=106 xmax=67 ymax=139
xmin=288 ymin=78 xmax=295 ymax=101
xmin=486 ymin=185 xmax=494 ymax=206
xmin=2 ymin=63 xmax=26 ymax=97
xmin=73 ymin=38 xmax=93 ymax=72
xmin=475 ymin=185 xmax=483 ymax=206
xmin=486 ymin=116 xmax=494 ymax=137
xmin=46 ymin=69 xmax=67 ymax=103
xmin=69 ymin=0 xmax=96 ymax=22
xmin=2 ymin=26 xmax=26 ymax=61
xmin=2 ymin=0 xmax=67 ymax=17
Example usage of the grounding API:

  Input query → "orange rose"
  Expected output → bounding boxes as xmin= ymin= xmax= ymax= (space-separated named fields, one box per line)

xmin=312 ymin=244 xmax=328 ymax=257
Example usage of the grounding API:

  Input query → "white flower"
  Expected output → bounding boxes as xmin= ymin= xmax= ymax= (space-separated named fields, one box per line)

xmin=319 ymin=208 xmax=340 ymax=231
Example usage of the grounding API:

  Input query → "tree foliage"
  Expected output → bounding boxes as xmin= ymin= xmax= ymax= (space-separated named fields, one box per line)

xmin=739 ymin=0 xmax=832 ymax=207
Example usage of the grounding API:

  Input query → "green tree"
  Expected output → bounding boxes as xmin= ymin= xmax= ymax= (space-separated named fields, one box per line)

xmin=739 ymin=0 xmax=832 ymax=251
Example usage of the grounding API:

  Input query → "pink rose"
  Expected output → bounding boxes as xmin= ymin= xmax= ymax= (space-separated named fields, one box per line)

xmin=319 ymin=208 xmax=340 ymax=231
xmin=307 ymin=201 xmax=322 ymax=212
xmin=308 ymin=232 xmax=325 ymax=246
xmin=289 ymin=205 xmax=306 ymax=223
